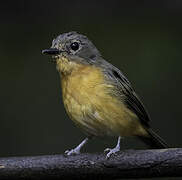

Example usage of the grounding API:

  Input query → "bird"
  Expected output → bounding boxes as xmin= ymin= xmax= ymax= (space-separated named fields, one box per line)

xmin=42 ymin=31 xmax=168 ymax=158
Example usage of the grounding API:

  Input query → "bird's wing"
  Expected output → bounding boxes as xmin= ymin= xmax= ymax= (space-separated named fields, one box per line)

xmin=101 ymin=61 xmax=150 ymax=127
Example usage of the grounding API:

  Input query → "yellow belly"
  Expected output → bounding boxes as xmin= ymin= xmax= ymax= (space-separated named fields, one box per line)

xmin=60 ymin=63 xmax=147 ymax=137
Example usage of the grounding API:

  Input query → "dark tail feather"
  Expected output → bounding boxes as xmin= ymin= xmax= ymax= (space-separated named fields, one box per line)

xmin=138 ymin=128 xmax=169 ymax=149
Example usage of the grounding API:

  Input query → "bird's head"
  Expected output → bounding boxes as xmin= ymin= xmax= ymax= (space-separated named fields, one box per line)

xmin=42 ymin=32 xmax=101 ymax=66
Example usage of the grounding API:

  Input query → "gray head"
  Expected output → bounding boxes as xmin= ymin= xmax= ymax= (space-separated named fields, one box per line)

xmin=42 ymin=32 xmax=101 ymax=63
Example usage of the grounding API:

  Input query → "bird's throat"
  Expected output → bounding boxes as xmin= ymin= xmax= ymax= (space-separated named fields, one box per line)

xmin=56 ymin=56 xmax=78 ymax=76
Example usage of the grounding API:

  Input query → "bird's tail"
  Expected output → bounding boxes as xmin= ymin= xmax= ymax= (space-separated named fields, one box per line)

xmin=137 ymin=128 xmax=169 ymax=149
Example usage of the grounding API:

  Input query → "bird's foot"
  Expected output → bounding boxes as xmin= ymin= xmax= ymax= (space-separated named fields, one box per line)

xmin=65 ymin=148 xmax=81 ymax=156
xmin=64 ymin=138 xmax=89 ymax=156
xmin=104 ymin=146 xmax=120 ymax=158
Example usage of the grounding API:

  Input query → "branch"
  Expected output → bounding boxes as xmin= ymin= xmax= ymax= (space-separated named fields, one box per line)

xmin=0 ymin=148 xmax=182 ymax=179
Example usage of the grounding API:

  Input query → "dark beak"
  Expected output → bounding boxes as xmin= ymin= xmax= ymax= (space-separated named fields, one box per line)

xmin=42 ymin=48 xmax=60 ymax=55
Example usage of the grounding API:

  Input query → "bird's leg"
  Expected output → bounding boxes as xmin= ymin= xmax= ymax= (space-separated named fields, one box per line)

xmin=65 ymin=138 xmax=89 ymax=156
xmin=104 ymin=136 xmax=122 ymax=158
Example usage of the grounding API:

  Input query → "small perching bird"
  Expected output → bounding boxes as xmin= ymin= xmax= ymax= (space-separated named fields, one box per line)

xmin=42 ymin=32 xmax=168 ymax=158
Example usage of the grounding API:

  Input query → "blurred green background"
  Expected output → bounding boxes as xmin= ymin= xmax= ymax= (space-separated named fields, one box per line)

xmin=0 ymin=0 xmax=182 ymax=159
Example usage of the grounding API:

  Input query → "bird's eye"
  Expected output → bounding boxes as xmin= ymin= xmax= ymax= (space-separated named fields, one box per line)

xmin=70 ymin=42 xmax=79 ymax=51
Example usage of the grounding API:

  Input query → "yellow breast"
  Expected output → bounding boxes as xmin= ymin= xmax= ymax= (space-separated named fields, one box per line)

xmin=57 ymin=57 xmax=147 ymax=137
xmin=60 ymin=61 xmax=106 ymax=125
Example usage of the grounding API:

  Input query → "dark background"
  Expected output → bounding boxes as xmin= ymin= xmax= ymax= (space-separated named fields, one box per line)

xmin=0 ymin=0 xmax=181 ymax=162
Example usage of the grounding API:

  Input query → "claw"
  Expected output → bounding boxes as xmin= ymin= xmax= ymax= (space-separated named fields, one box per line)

xmin=64 ymin=138 xmax=89 ymax=156
xmin=104 ymin=148 xmax=111 ymax=152
xmin=104 ymin=136 xmax=122 ymax=159
xmin=64 ymin=150 xmax=70 ymax=154
xmin=105 ymin=147 xmax=120 ymax=158
xmin=65 ymin=149 xmax=80 ymax=156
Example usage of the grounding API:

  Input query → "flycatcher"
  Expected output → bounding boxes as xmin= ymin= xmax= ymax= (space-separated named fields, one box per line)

xmin=42 ymin=32 xmax=168 ymax=158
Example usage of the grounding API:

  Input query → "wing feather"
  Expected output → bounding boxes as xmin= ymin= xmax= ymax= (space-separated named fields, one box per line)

xmin=102 ymin=62 xmax=150 ymax=127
